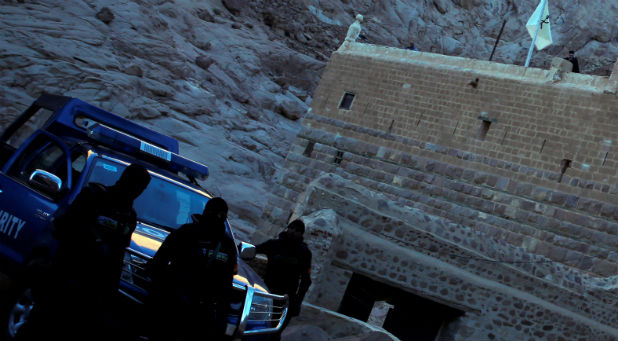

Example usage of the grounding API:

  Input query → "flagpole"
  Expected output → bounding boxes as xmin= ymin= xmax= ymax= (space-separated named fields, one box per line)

xmin=525 ymin=0 xmax=547 ymax=67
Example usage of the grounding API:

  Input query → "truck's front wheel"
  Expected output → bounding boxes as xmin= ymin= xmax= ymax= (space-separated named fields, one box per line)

xmin=5 ymin=287 xmax=34 ymax=339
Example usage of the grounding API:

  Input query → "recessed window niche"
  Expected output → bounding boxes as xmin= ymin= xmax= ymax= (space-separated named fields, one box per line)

xmin=476 ymin=113 xmax=496 ymax=141
xmin=339 ymin=92 xmax=356 ymax=110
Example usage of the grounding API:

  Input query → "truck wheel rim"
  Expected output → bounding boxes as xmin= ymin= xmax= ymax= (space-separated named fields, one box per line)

xmin=8 ymin=289 xmax=33 ymax=337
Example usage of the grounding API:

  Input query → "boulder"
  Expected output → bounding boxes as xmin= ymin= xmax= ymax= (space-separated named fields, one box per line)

xmin=277 ymin=97 xmax=307 ymax=121
xmin=222 ymin=0 xmax=244 ymax=15
xmin=96 ymin=7 xmax=114 ymax=24
xmin=433 ymin=0 xmax=448 ymax=14
xmin=262 ymin=10 xmax=275 ymax=27
xmin=125 ymin=65 xmax=143 ymax=77
xmin=195 ymin=55 xmax=215 ymax=70
xmin=551 ymin=57 xmax=573 ymax=72
xmin=195 ymin=8 xmax=215 ymax=22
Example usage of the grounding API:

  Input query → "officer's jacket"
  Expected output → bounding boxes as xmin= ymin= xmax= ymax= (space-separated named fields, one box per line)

xmin=256 ymin=233 xmax=312 ymax=304
xmin=51 ymin=183 xmax=138 ymax=293
xmin=147 ymin=215 xmax=237 ymax=305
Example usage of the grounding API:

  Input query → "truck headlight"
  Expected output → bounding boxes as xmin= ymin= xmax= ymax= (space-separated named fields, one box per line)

xmin=249 ymin=295 xmax=273 ymax=322
xmin=121 ymin=253 xmax=134 ymax=284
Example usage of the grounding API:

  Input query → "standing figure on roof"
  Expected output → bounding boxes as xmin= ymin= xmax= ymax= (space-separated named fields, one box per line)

xmin=345 ymin=14 xmax=364 ymax=43
xmin=565 ymin=50 xmax=580 ymax=73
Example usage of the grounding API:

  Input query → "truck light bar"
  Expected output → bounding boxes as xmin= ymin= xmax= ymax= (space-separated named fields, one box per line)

xmin=87 ymin=123 xmax=208 ymax=180
xmin=140 ymin=141 xmax=171 ymax=161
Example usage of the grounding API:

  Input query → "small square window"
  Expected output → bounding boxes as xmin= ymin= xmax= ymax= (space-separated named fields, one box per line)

xmin=334 ymin=151 xmax=344 ymax=165
xmin=339 ymin=92 xmax=355 ymax=110
xmin=303 ymin=141 xmax=315 ymax=157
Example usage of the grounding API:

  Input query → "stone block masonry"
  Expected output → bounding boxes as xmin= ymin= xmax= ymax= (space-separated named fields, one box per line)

xmin=253 ymin=42 xmax=618 ymax=340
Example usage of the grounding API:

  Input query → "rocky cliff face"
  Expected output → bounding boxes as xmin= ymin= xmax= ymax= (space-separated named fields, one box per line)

xmin=1 ymin=0 xmax=616 ymax=240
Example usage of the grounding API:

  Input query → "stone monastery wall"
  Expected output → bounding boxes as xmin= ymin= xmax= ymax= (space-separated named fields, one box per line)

xmin=253 ymin=42 xmax=618 ymax=341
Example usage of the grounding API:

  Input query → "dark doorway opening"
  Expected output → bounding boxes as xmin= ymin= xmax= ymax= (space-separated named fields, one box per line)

xmin=338 ymin=273 xmax=463 ymax=341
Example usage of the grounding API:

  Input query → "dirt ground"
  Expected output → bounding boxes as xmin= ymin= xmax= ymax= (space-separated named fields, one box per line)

xmin=0 ymin=273 xmax=396 ymax=341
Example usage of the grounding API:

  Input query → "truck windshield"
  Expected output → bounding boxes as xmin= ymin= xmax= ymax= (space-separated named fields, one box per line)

xmin=86 ymin=158 xmax=209 ymax=230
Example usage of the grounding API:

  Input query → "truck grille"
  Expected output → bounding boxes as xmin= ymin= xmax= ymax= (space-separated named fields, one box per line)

xmin=230 ymin=283 xmax=289 ymax=336
xmin=121 ymin=249 xmax=289 ymax=336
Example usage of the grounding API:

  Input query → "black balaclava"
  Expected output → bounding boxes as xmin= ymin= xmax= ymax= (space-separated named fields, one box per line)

xmin=202 ymin=197 xmax=228 ymax=233
xmin=285 ymin=219 xmax=305 ymax=241
xmin=112 ymin=163 xmax=151 ymax=204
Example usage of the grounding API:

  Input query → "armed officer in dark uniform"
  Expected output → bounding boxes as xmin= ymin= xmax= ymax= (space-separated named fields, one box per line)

xmin=146 ymin=197 xmax=237 ymax=341
xmin=17 ymin=163 xmax=151 ymax=340
xmin=256 ymin=219 xmax=312 ymax=340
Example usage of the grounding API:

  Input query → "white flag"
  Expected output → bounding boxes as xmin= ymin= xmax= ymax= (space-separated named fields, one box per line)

xmin=526 ymin=0 xmax=552 ymax=50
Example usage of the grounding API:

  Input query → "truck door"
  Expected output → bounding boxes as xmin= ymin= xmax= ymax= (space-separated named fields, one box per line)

xmin=0 ymin=131 xmax=75 ymax=269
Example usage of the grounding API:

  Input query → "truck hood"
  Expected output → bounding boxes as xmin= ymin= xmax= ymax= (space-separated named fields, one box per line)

xmin=235 ymin=260 xmax=268 ymax=293
xmin=129 ymin=222 xmax=269 ymax=293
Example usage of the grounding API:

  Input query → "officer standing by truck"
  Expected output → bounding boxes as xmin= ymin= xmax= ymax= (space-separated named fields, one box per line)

xmin=16 ymin=163 xmax=151 ymax=340
xmin=256 ymin=219 xmax=312 ymax=341
xmin=146 ymin=197 xmax=237 ymax=341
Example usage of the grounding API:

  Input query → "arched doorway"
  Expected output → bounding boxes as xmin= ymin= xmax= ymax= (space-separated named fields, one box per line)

xmin=338 ymin=273 xmax=464 ymax=341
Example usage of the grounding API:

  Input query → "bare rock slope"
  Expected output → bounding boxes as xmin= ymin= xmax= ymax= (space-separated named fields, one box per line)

xmin=1 ymin=0 xmax=616 ymax=241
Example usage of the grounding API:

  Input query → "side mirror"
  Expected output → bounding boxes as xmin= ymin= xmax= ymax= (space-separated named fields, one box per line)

xmin=238 ymin=242 xmax=256 ymax=260
xmin=28 ymin=169 xmax=62 ymax=194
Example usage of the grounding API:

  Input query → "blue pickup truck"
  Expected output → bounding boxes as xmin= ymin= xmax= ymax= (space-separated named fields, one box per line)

xmin=0 ymin=94 xmax=287 ymax=339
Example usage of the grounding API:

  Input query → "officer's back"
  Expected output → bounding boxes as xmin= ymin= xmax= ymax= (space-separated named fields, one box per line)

xmin=146 ymin=197 xmax=237 ymax=340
